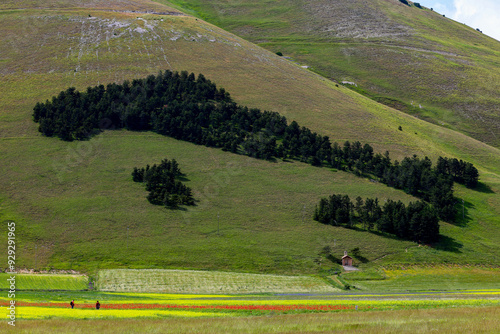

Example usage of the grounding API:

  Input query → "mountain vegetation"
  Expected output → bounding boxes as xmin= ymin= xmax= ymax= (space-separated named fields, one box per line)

xmin=314 ymin=194 xmax=440 ymax=243
xmin=33 ymin=70 xmax=478 ymax=232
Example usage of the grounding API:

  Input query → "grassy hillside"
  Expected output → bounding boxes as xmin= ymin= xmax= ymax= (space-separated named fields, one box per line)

xmin=0 ymin=0 xmax=499 ymax=275
xmin=161 ymin=0 xmax=500 ymax=148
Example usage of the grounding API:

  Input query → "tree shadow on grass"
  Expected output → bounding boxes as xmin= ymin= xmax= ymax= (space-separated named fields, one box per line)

xmin=474 ymin=181 xmax=494 ymax=194
xmin=448 ymin=199 xmax=474 ymax=227
xmin=353 ymin=254 xmax=369 ymax=263
xmin=433 ymin=235 xmax=463 ymax=253
xmin=368 ymin=229 xmax=405 ymax=241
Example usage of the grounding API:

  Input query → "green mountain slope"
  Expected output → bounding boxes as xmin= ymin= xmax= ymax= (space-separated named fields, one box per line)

xmin=0 ymin=0 xmax=499 ymax=274
xmin=161 ymin=0 xmax=500 ymax=148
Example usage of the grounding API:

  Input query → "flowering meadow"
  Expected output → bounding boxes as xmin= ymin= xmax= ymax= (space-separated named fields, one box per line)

xmin=3 ymin=290 xmax=499 ymax=320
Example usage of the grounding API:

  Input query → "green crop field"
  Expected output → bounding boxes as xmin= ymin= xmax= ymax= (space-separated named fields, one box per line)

xmin=96 ymin=268 xmax=500 ymax=294
xmin=0 ymin=274 xmax=87 ymax=290
xmin=0 ymin=0 xmax=499 ymax=277
xmin=342 ymin=265 xmax=500 ymax=292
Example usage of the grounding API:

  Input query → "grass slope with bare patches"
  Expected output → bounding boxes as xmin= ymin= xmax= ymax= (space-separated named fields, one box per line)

xmin=162 ymin=0 xmax=500 ymax=147
xmin=0 ymin=0 xmax=499 ymax=275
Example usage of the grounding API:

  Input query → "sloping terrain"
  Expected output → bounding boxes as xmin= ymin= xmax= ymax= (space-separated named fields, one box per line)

xmin=0 ymin=0 xmax=499 ymax=274
xmin=162 ymin=0 xmax=500 ymax=147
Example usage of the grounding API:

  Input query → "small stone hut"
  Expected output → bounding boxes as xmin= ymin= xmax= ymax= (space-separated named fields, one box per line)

xmin=341 ymin=251 xmax=352 ymax=266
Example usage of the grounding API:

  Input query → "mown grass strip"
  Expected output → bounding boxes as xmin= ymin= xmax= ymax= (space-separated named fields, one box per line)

xmin=97 ymin=269 xmax=339 ymax=293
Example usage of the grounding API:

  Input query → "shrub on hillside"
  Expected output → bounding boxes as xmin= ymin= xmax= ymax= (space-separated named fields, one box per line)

xmin=132 ymin=158 xmax=195 ymax=209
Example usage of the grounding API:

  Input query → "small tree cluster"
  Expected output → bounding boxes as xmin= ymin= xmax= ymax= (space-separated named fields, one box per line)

xmin=314 ymin=194 xmax=439 ymax=244
xmin=380 ymin=155 xmax=456 ymax=221
xmin=436 ymin=157 xmax=479 ymax=188
xmin=132 ymin=158 xmax=194 ymax=209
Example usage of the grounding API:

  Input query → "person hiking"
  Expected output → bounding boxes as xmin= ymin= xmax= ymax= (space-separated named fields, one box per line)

xmin=96 ymin=301 xmax=100 ymax=310
xmin=70 ymin=300 xmax=75 ymax=309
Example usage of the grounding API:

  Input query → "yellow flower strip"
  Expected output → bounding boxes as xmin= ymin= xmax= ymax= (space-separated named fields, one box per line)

xmin=16 ymin=307 xmax=230 ymax=319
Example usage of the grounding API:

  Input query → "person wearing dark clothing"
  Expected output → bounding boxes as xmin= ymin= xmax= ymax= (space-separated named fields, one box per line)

xmin=96 ymin=301 xmax=100 ymax=310
xmin=70 ymin=300 xmax=75 ymax=309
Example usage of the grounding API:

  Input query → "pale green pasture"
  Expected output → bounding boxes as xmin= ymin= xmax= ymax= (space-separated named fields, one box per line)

xmin=97 ymin=269 xmax=339 ymax=293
